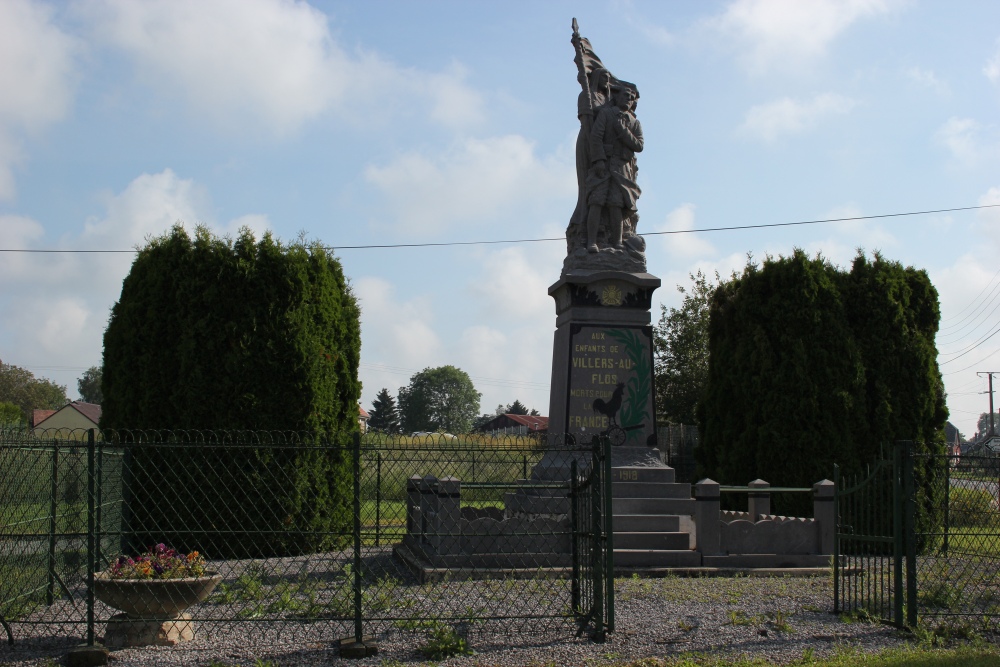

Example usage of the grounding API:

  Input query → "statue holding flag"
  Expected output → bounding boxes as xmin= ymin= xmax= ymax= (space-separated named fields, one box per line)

xmin=565 ymin=19 xmax=647 ymax=274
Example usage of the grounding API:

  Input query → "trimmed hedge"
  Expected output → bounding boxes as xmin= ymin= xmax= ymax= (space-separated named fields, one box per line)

xmin=698 ymin=250 xmax=947 ymax=531
xmin=101 ymin=225 xmax=361 ymax=557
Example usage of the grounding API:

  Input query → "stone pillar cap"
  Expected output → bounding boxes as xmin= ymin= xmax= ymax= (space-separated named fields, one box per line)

xmin=748 ymin=479 xmax=770 ymax=487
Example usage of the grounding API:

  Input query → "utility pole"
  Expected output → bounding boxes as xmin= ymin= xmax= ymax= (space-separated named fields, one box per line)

xmin=978 ymin=372 xmax=999 ymax=437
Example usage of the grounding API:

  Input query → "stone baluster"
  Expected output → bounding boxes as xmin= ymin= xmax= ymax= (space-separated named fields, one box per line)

xmin=436 ymin=476 xmax=462 ymax=554
xmin=813 ymin=479 xmax=835 ymax=555
xmin=748 ymin=479 xmax=770 ymax=522
xmin=695 ymin=479 xmax=722 ymax=556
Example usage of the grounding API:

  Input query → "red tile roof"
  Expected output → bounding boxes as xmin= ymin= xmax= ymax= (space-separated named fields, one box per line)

xmin=358 ymin=405 xmax=370 ymax=419
xmin=31 ymin=409 xmax=56 ymax=427
xmin=503 ymin=414 xmax=549 ymax=431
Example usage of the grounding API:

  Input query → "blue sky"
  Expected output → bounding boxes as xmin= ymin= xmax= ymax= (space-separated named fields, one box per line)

xmin=2 ymin=0 xmax=999 ymax=436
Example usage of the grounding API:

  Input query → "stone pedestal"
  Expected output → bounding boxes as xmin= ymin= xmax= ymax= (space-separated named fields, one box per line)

xmin=103 ymin=613 xmax=194 ymax=648
xmin=535 ymin=270 xmax=663 ymax=481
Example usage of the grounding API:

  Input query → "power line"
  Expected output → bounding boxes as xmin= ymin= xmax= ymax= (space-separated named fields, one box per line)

xmin=1 ymin=203 xmax=997 ymax=254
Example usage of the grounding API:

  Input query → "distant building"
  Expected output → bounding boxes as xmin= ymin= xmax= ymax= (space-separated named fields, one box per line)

xmin=358 ymin=404 xmax=370 ymax=433
xmin=31 ymin=401 xmax=102 ymax=437
xmin=476 ymin=413 xmax=548 ymax=435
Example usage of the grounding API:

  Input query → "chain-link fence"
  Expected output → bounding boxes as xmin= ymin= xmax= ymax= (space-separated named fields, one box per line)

xmin=915 ymin=451 xmax=1000 ymax=627
xmin=1 ymin=429 xmax=611 ymax=656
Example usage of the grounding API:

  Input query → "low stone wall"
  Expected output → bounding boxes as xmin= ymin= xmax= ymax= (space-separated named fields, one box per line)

xmin=695 ymin=478 xmax=835 ymax=568
xmin=402 ymin=475 xmax=571 ymax=568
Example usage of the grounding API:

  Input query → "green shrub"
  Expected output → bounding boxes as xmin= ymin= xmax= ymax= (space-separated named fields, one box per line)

xmin=102 ymin=225 xmax=361 ymax=558
xmin=698 ymin=250 xmax=947 ymax=530
xmin=948 ymin=486 xmax=997 ymax=529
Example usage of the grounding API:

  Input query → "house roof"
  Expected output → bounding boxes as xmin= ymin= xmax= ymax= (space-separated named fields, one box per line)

xmin=503 ymin=414 xmax=549 ymax=430
xmin=358 ymin=405 xmax=370 ymax=419
xmin=71 ymin=402 xmax=102 ymax=424
xmin=477 ymin=413 xmax=549 ymax=432
xmin=31 ymin=409 xmax=56 ymax=427
xmin=33 ymin=401 xmax=102 ymax=428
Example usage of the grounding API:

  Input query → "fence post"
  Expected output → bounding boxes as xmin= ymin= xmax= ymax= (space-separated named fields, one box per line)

xmin=570 ymin=458 xmax=579 ymax=614
xmin=47 ymin=441 xmax=59 ymax=606
xmin=375 ymin=452 xmax=382 ymax=548
xmin=352 ymin=432 xmax=363 ymax=643
xmin=902 ymin=442 xmax=917 ymax=628
xmin=603 ymin=434 xmax=614 ymax=634
xmin=591 ymin=436 xmax=604 ymax=642
xmin=892 ymin=443 xmax=904 ymax=627
xmin=832 ymin=465 xmax=840 ymax=614
xmin=86 ymin=428 xmax=96 ymax=647
xmin=95 ymin=436 xmax=104 ymax=569
xmin=943 ymin=457 xmax=950 ymax=554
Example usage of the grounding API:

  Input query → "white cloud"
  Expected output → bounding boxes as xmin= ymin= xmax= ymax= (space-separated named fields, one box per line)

xmin=364 ymin=135 xmax=574 ymax=235
xmin=652 ymin=203 xmax=715 ymax=260
xmin=935 ymin=117 xmax=1000 ymax=166
xmin=355 ymin=276 xmax=444 ymax=379
xmin=79 ymin=0 xmax=486 ymax=135
xmin=906 ymin=67 xmax=948 ymax=95
xmin=469 ymin=247 xmax=554 ymax=321
xmin=0 ymin=0 xmax=79 ymax=199
xmin=706 ymin=0 xmax=900 ymax=74
xmin=740 ymin=93 xmax=857 ymax=142
xmin=0 ymin=170 xmax=271 ymax=394
xmin=985 ymin=39 xmax=1000 ymax=84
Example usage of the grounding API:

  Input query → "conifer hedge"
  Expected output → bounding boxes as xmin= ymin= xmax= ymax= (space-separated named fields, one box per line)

xmin=698 ymin=250 xmax=947 ymax=533
xmin=101 ymin=225 xmax=361 ymax=557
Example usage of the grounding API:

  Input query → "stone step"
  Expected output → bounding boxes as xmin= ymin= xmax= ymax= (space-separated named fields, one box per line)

xmin=612 ymin=497 xmax=696 ymax=516
xmin=611 ymin=466 xmax=675 ymax=484
xmin=613 ymin=549 xmax=703 ymax=567
xmin=613 ymin=514 xmax=680 ymax=532
xmin=612 ymin=481 xmax=691 ymax=499
xmin=614 ymin=531 xmax=690 ymax=550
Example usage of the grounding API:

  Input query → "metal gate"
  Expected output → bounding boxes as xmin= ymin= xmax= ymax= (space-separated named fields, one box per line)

xmin=571 ymin=434 xmax=614 ymax=640
xmin=833 ymin=444 xmax=915 ymax=627
xmin=835 ymin=442 xmax=1000 ymax=630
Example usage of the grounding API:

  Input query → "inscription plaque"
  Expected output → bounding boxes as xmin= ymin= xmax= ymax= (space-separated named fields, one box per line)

xmin=564 ymin=324 xmax=657 ymax=448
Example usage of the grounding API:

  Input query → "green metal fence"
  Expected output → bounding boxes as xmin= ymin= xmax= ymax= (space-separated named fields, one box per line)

xmin=0 ymin=428 xmax=612 ymax=653
xmin=834 ymin=442 xmax=1000 ymax=629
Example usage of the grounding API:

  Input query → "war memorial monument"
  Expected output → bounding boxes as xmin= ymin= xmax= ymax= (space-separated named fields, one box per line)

xmin=400 ymin=21 xmax=835 ymax=574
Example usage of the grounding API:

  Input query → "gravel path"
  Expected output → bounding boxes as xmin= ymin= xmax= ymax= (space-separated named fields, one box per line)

xmin=0 ymin=571 xmax=946 ymax=667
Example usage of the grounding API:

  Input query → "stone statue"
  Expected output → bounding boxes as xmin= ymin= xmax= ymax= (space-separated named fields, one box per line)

xmin=565 ymin=19 xmax=647 ymax=274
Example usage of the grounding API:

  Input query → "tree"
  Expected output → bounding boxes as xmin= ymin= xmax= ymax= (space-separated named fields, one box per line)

xmin=0 ymin=361 xmax=67 ymax=419
xmin=77 ymin=366 xmax=103 ymax=404
xmin=976 ymin=412 xmax=1000 ymax=438
xmin=653 ymin=270 xmax=718 ymax=425
xmin=0 ymin=401 xmax=24 ymax=426
xmin=506 ymin=399 xmax=529 ymax=415
xmin=102 ymin=224 xmax=361 ymax=557
xmin=368 ymin=388 xmax=401 ymax=433
xmin=398 ymin=365 xmax=481 ymax=433
xmin=698 ymin=250 xmax=947 ymax=531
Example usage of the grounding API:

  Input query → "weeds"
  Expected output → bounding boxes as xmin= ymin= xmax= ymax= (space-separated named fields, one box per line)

xmin=769 ymin=608 xmax=793 ymax=633
xmin=418 ymin=622 xmax=474 ymax=660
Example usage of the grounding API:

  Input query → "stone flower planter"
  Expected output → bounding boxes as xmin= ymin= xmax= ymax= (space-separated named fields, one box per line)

xmin=93 ymin=571 xmax=222 ymax=648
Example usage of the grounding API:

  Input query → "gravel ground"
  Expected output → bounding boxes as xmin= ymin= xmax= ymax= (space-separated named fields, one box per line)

xmin=0 ymin=571 xmax=957 ymax=667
